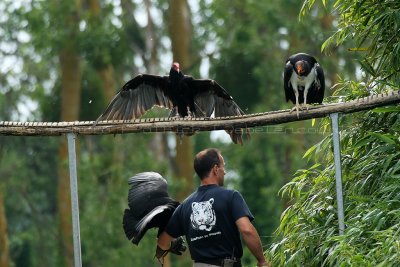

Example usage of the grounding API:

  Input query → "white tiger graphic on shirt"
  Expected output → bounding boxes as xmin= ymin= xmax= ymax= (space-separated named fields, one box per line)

xmin=190 ymin=198 xmax=216 ymax=231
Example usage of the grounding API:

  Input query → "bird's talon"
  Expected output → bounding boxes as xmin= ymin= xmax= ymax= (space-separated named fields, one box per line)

xmin=302 ymin=104 xmax=310 ymax=111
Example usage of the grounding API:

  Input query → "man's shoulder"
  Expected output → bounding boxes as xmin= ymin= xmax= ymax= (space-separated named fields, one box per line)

xmin=207 ymin=186 xmax=240 ymax=195
xmin=209 ymin=187 xmax=241 ymax=201
xmin=180 ymin=186 xmax=240 ymax=205
xmin=219 ymin=187 xmax=239 ymax=194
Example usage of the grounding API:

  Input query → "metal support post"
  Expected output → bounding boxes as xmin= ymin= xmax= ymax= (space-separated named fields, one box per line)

xmin=67 ymin=133 xmax=82 ymax=267
xmin=330 ymin=113 xmax=345 ymax=235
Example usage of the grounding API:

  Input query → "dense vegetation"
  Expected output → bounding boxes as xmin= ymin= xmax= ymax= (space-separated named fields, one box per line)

xmin=268 ymin=0 xmax=400 ymax=266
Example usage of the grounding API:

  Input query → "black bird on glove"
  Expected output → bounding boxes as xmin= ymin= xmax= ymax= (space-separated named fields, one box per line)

xmin=122 ymin=172 xmax=180 ymax=245
xmin=95 ymin=62 xmax=249 ymax=144
xmin=283 ymin=53 xmax=325 ymax=117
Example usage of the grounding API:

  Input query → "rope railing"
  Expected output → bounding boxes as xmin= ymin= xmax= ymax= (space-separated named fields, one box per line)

xmin=1 ymin=90 xmax=399 ymax=136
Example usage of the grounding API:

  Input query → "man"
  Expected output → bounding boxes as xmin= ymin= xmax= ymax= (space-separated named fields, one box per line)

xmin=157 ymin=148 xmax=270 ymax=267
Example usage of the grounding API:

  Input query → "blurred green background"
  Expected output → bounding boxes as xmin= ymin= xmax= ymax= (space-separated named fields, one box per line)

xmin=1 ymin=0 xmax=398 ymax=267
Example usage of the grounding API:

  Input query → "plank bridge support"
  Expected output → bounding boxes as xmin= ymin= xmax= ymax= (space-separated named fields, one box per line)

xmin=330 ymin=113 xmax=345 ymax=236
xmin=67 ymin=133 xmax=82 ymax=267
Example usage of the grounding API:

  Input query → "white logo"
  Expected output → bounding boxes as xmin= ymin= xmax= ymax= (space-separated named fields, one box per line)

xmin=190 ymin=198 xmax=216 ymax=231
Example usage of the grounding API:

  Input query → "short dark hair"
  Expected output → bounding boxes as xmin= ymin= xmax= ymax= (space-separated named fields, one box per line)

xmin=194 ymin=148 xmax=221 ymax=179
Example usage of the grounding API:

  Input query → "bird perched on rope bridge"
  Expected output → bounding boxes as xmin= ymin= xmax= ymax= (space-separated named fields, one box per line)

xmin=283 ymin=53 xmax=325 ymax=117
xmin=95 ymin=62 xmax=249 ymax=144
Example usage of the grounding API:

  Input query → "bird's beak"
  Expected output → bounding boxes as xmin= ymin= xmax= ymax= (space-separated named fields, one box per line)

xmin=172 ymin=62 xmax=180 ymax=72
xmin=296 ymin=65 xmax=304 ymax=75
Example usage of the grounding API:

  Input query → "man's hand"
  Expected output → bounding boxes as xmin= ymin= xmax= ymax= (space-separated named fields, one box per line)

xmin=155 ymin=237 xmax=186 ymax=265
xmin=169 ymin=236 xmax=186 ymax=255
xmin=155 ymin=245 xmax=169 ymax=260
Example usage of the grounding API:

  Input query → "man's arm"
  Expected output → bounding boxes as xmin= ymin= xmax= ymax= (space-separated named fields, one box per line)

xmin=157 ymin=231 xmax=174 ymax=250
xmin=236 ymin=217 xmax=271 ymax=267
xmin=156 ymin=231 xmax=186 ymax=258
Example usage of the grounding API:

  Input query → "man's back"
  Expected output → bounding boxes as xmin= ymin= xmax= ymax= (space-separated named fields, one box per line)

xmin=165 ymin=184 xmax=254 ymax=261
xmin=156 ymin=148 xmax=270 ymax=267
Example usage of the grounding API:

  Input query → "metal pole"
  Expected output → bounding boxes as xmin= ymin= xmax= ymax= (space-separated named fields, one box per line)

xmin=330 ymin=113 xmax=345 ymax=235
xmin=67 ymin=133 xmax=82 ymax=267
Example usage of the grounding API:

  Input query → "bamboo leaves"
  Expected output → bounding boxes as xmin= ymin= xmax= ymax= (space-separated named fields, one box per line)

xmin=268 ymin=109 xmax=400 ymax=266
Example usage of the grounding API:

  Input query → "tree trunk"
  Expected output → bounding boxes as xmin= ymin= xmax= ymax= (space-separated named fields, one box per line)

xmin=99 ymin=65 xmax=117 ymax=103
xmin=143 ymin=0 xmax=169 ymax=162
xmin=0 ymin=191 xmax=10 ymax=267
xmin=174 ymin=137 xmax=194 ymax=200
xmin=87 ymin=0 xmax=125 ymax=180
xmin=88 ymin=0 xmax=117 ymax=102
xmin=144 ymin=0 xmax=159 ymax=73
xmin=167 ymin=1 xmax=193 ymax=266
xmin=57 ymin=1 xmax=82 ymax=266
xmin=168 ymin=0 xmax=192 ymax=69
xmin=168 ymin=0 xmax=194 ymax=202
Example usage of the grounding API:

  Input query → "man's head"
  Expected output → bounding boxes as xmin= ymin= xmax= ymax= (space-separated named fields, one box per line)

xmin=194 ymin=148 xmax=225 ymax=186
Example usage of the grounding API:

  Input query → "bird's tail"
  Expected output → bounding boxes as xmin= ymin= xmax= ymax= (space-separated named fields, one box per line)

xmin=122 ymin=208 xmax=141 ymax=245
xmin=226 ymin=128 xmax=251 ymax=145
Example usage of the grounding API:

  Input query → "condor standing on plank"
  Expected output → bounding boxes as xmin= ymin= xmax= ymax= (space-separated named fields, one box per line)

xmin=95 ymin=62 xmax=249 ymax=144
xmin=283 ymin=53 xmax=325 ymax=117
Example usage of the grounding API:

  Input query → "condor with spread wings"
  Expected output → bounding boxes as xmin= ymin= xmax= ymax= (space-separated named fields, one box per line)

xmin=95 ymin=63 xmax=249 ymax=144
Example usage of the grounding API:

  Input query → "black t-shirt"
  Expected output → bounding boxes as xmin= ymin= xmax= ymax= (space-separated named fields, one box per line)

xmin=164 ymin=184 xmax=254 ymax=261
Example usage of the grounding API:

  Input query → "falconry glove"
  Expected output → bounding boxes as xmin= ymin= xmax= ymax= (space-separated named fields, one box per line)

xmin=169 ymin=236 xmax=186 ymax=255
xmin=155 ymin=237 xmax=186 ymax=265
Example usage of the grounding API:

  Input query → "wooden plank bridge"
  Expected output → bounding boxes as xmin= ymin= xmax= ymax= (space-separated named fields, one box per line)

xmin=1 ymin=91 xmax=399 ymax=136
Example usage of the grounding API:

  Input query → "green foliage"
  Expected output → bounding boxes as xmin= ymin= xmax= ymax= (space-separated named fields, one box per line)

xmin=79 ymin=2 xmax=132 ymax=68
xmin=267 ymin=1 xmax=400 ymax=265
xmin=268 ymin=105 xmax=400 ymax=266
xmin=3 ymin=0 xmax=397 ymax=266
xmin=0 ymin=136 xmax=60 ymax=267
xmin=79 ymin=65 xmax=107 ymax=121
xmin=303 ymin=0 xmax=400 ymax=86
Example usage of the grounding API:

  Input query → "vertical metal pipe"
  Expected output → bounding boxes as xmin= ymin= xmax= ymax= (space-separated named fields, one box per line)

xmin=67 ymin=133 xmax=82 ymax=267
xmin=330 ymin=113 xmax=345 ymax=235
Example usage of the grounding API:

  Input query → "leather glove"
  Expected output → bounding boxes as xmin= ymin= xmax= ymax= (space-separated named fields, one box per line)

xmin=155 ymin=237 xmax=186 ymax=265
xmin=169 ymin=236 xmax=186 ymax=255
xmin=155 ymin=245 xmax=169 ymax=260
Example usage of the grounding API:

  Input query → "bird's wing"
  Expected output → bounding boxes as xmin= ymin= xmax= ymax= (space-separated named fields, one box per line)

xmin=284 ymin=61 xmax=295 ymax=103
xmin=187 ymin=79 xmax=249 ymax=144
xmin=123 ymin=202 xmax=179 ymax=245
xmin=188 ymin=79 xmax=245 ymax=117
xmin=123 ymin=171 xmax=179 ymax=245
xmin=127 ymin=172 xmax=171 ymax=217
xmin=315 ymin=64 xmax=325 ymax=103
xmin=95 ymin=74 xmax=173 ymax=123
xmin=127 ymin=171 xmax=165 ymax=186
